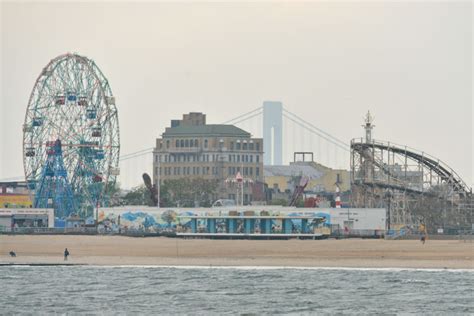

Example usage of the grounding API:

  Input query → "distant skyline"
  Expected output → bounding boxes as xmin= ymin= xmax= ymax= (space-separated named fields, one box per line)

xmin=1 ymin=1 xmax=472 ymax=187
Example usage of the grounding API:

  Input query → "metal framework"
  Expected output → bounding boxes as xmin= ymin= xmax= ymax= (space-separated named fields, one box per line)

xmin=23 ymin=53 xmax=120 ymax=218
xmin=34 ymin=140 xmax=77 ymax=218
xmin=351 ymin=126 xmax=472 ymax=231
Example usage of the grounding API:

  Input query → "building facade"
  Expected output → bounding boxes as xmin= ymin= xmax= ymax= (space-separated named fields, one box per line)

xmin=0 ymin=181 xmax=33 ymax=208
xmin=264 ymin=161 xmax=350 ymax=193
xmin=153 ymin=113 xmax=264 ymax=204
xmin=0 ymin=208 xmax=54 ymax=231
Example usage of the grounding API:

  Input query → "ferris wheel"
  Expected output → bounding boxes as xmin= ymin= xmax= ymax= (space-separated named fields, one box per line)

xmin=23 ymin=53 xmax=120 ymax=218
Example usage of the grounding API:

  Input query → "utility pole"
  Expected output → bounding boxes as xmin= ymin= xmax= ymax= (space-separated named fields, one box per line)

xmin=157 ymin=156 xmax=160 ymax=209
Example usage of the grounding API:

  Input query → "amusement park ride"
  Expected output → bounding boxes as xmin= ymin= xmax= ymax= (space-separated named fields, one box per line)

xmin=22 ymin=53 xmax=120 ymax=218
xmin=350 ymin=112 xmax=472 ymax=230
xmin=19 ymin=54 xmax=472 ymax=230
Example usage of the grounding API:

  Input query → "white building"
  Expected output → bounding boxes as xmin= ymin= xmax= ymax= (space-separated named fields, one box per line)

xmin=0 ymin=208 xmax=54 ymax=231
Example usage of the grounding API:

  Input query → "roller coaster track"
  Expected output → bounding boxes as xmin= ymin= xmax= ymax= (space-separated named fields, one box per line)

xmin=351 ymin=139 xmax=472 ymax=197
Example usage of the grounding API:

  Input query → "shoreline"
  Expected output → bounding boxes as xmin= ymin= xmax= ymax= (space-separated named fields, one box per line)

xmin=1 ymin=235 xmax=473 ymax=269
xmin=1 ymin=263 xmax=473 ymax=272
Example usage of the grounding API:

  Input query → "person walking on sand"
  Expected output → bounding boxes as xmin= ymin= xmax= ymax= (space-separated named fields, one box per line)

xmin=64 ymin=248 xmax=70 ymax=261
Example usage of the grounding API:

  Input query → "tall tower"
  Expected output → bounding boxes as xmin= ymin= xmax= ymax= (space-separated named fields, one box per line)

xmin=363 ymin=111 xmax=375 ymax=143
xmin=263 ymin=101 xmax=283 ymax=165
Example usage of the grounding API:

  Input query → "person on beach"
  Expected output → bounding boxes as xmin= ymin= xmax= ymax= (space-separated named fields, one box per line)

xmin=419 ymin=223 xmax=427 ymax=244
xmin=9 ymin=251 xmax=16 ymax=257
xmin=64 ymin=248 xmax=70 ymax=261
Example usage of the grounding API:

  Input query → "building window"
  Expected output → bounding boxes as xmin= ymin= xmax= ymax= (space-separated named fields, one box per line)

xmin=230 ymin=142 xmax=234 ymax=150
xmin=243 ymin=143 xmax=248 ymax=150
xmin=237 ymin=155 xmax=240 ymax=163
xmin=250 ymin=155 xmax=253 ymax=163
xmin=236 ymin=142 xmax=241 ymax=150
xmin=204 ymin=139 xmax=208 ymax=148
xmin=256 ymin=167 xmax=260 ymax=176
xmin=194 ymin=139 xmax=198 ymax=147
xmin=249 ymin=167 xmax=253 ymax=176
xmin=249 ymin=143 xmax=254 ymax=150
xmin=256 ymin=155 xmax=260 ymax=163
xmin=176 ymin=140 xmax=179 ymax=147
xmin=166 ymin=140 xmax=170 ymax=148
xmin=180 ymin=139 xmax=184 ymax=147
xmin=256 ymin=142 xmax=260 ymax=151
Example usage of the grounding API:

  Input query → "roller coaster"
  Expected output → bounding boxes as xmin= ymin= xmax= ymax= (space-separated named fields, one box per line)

xmin=350 ymin=113 xmax=472 ymax=232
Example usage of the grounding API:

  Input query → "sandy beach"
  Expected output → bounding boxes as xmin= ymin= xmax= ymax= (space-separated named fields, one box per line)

xmin=0 ymin=235 xmax=472 ymax=269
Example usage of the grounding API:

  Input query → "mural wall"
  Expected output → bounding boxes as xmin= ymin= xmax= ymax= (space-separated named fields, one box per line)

xmin=98 ymin=206 xmax=386 ymax=233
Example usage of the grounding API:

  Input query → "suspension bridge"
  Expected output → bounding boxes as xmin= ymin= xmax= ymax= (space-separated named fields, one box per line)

xmin=117 ymin=102 xmax=350 ymax=189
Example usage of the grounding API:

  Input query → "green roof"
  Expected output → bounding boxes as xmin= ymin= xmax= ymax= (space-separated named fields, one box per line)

xmin=163 ymin=124 xmax=251 ymax=137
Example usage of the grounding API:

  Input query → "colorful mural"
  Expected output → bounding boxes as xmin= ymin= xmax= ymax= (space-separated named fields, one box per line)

xmin=98 ymin=207 xmax=333 ymax=233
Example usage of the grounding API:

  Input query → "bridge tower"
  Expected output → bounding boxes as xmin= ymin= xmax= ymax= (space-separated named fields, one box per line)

xmin=263 ymin=101 xmax=282 ymax=165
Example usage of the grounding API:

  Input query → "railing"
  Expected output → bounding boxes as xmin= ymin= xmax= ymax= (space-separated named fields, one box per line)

xmin=351 ymin=138 xmax=472 ymax=195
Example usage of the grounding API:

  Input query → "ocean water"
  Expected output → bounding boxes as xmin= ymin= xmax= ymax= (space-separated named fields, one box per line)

xmin=0 ymin=266 xmax=472 ymax=315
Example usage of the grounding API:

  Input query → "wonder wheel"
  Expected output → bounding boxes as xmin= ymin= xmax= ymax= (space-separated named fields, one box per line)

xmin=23 ymin=53 xmax=120 ymax=218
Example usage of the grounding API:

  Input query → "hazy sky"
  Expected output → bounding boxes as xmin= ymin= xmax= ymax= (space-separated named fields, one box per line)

xmin=1 ymin=1 xmax=472 ymax=187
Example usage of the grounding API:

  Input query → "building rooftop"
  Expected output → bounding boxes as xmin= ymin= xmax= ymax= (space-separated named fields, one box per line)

xmin=163 ymin=124 xmax=251 ymax=137
xmin=264 ymin=164 xmax=323 ymax=179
